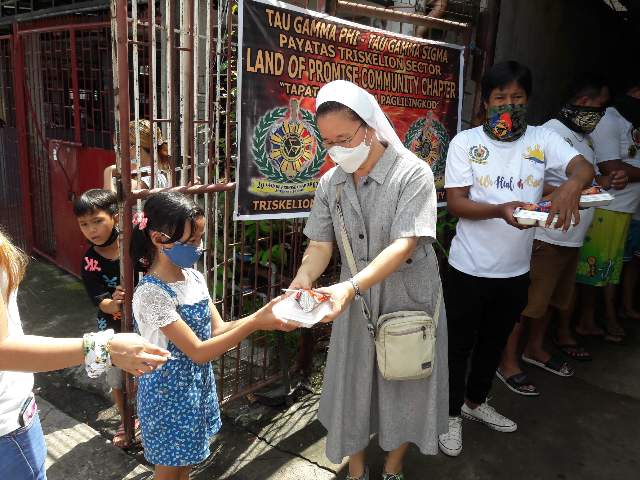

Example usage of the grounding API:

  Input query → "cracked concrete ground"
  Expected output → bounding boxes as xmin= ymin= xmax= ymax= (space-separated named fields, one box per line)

xmin=19 ymin=259 xmax=640 ymax=479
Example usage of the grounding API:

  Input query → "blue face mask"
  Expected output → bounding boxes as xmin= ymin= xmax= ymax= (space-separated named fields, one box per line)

xmin=162 ymin=241 xmax=204 ymax=268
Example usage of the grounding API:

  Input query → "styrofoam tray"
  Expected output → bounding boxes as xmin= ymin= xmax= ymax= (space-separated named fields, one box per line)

xmin=579 ymin=192 xmax=614 ymax=208
xmin=513 ymin=209 xmax=575 ymax=228
xmin=272 ymin=295 xmax=333 ymax=327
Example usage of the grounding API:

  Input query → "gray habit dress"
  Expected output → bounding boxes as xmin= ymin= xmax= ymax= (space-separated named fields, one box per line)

xmin=303 ymin=145 xmax=449 ymax=464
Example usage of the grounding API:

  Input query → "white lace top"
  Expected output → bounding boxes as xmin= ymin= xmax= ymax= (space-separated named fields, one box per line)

xmin=132 ymin=269 xmax=210 ymax=349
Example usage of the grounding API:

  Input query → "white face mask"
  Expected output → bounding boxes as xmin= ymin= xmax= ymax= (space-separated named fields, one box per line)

xmin=328 ymin=130 xmax=371 ymax=174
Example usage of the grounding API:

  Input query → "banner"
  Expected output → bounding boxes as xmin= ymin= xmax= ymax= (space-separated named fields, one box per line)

xmin=235 ymin=0 xmax=464 ymax=220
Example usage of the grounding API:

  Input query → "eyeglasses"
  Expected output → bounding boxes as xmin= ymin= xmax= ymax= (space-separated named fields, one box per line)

xmin=322 ymin=123 xmax=365 ymax=148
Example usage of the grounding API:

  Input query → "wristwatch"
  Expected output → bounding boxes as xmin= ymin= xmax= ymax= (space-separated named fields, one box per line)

xmin=347 ymin=277 xmax=361 ymax=298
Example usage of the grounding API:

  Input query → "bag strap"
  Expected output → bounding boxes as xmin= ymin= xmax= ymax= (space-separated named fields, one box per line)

xmin=335 ymin=184 xmax=375 ymax=336
xmin=433 ymin=288 xmax=442 ymax=330
xmin=335 ymin=183 xmax=443 ymax=334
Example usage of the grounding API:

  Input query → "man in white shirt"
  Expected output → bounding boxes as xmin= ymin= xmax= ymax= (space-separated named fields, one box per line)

xmin=438 ymin=61 xmax=594 ymax=457
xmin=497 ymin=76 xmax=627 ymax=396
xmin=575 ymin=82 xmax=640 ymax=343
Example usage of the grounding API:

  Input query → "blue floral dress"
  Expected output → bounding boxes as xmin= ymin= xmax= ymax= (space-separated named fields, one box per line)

xmin=134 ymin=271 xmax=221 ymax=466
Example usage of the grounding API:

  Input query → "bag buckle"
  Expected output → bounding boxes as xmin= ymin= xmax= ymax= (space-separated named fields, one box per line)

xmin=367 ymin=323 xmax=376 ymax=338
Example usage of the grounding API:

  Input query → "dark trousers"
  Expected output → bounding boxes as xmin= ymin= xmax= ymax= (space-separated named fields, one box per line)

xmin=445 ymin=266 xmax=529 ymax=415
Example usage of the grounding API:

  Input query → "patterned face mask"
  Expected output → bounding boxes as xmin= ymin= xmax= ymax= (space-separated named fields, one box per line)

xmin=483 ymin=104 xmax=528 ymax=142
xmin=557 ymin=104 xmax=605 ymax=134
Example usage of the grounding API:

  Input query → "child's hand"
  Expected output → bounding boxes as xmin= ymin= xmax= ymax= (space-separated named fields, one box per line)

xmin=109 ymin=333 xmax=170 ymax=376
xmin=254 ymin=296 xmax=298 ymax=332
xmin=112 ymin=286 xmax=125 ymax=304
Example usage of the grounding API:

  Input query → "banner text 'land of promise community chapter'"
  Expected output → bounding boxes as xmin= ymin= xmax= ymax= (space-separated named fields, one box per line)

xmin=235 ymin=0 xmax=464 ymax=219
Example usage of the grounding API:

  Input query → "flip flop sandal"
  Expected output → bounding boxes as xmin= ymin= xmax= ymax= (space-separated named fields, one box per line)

xmin=112 ymin=424 xmax=130 ymax=449
xmin=606 ymin=325 xmax=626 ymax=337
xmin=521 ymin=355 xmax=574 ymax=377
xmin=553 ymin=339 xmax=592 ymax=362
xmin=604 ymin=332 xmax=625 ymax=344
xmin=496 ymin=370 xmax=540 ymax=396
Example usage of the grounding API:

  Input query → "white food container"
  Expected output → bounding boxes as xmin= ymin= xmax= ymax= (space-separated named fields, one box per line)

xmin=513 ymin=209 xmax=575 ymax=228
xmin=579 ymin=192 xmax=614 ymax=208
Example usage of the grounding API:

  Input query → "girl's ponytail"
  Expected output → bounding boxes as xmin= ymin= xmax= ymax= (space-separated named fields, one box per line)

xmin=130 ymin=223 xmax=154 ymax=269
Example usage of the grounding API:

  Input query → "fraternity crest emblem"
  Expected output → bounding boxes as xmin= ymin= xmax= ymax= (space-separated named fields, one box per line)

xmin=468 ymin=144 xmax=489 ymax=165
xmin=251 ymin=99 xmax=326 ymax=188
xmin=404 ymin=111 xmax=450 ymax=187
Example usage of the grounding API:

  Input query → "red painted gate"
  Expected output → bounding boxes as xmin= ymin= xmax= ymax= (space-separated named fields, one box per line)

xmin=1 ymin=19 xmax=116 ymax=276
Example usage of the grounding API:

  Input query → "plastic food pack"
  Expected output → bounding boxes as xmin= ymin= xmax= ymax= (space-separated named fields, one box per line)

xmin=513 ymin=201 xmax=575 ymax=228
xmin=579 ymin=185 xmax=614 ymax=208
xmin=272 ymin=289 xmax=333 ymax=327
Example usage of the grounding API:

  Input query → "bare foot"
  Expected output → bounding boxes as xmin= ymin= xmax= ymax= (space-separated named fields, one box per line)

xmin=522 ymin=349 xmax=552 ymax=365
xmin=497 ymin=363 xmax=523 ymax=379
xmin=555 ymin=330 xmax=578 ymax=346
xmin=606 ymin=322 xmax=626 ymax=337
xmin=575 ymin=325 xmax=605 ymax=336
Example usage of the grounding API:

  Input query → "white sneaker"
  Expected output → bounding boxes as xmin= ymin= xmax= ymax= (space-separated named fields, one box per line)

xmin=461 ymin=402 xmax=517 ymax=432
xmin=438 ymin=416 xmax=463 ymax=456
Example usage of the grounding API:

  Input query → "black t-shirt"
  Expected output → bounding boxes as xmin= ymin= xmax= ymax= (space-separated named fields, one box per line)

xmin=80 ymin=247 xmax=122 ymax=332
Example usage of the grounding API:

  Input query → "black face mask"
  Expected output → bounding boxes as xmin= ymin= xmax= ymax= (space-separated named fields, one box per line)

xmin=557 ymin=104 xmax=606 ymax=134
xmin=91 ymin=227 xmax=119 ymax=248
xmin=614 ymin=94 xmax=640 ymax=128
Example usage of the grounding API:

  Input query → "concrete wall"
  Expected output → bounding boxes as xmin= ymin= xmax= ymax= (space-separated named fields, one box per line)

xmin=494 ymin=0 xmax=628 ymax=124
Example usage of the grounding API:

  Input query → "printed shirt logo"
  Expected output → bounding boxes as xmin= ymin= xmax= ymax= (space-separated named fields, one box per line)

xmin=84 ymin=257 xmax=101 ymax=272
xmin=564 ymin=137 xmax=573 ymax=147
xmin=523 ymin=144 xmax=545 ymax=165
xmin=478 ymin=174 xmax=542 ymax=190
xmin=102 ymin=275 xmax=118 ymax=289
xmin=468 ymin=144 xmax=489 ymax=164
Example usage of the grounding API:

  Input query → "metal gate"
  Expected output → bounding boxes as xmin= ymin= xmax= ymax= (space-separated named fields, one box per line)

xmin=0 ymin=35 xmax=28 ymax=248
xmin=0 ymin=17 xmax=118 ymax=273
xmin=111 ymin=0 xmax=476 ymax=444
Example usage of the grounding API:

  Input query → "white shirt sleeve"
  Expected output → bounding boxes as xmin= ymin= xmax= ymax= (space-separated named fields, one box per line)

xmin=591 ymin=111 xmax=623 ymax=163
xmin=543 ymin=127 xmax=581 ymax=177
xmin=444 ymin=134 xmax=473 ymax=188
xmin=132 ymin=282 xmax=181 ymax=330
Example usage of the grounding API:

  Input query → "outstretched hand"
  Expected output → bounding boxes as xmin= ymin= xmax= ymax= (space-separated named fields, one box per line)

xmin=253 ymin=296 xmax=298 ymax=332
xmin=109 ymin=333 xmax=170 ymax=376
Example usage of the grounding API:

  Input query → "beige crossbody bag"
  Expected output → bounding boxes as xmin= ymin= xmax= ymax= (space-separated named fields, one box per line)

xmin=335 ymin=183 xmax=441 ymax=381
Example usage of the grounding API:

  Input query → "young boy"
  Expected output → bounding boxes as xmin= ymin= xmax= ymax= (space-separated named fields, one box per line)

xmin=438 ymin=61 xmax=595 ymax=457
xmin=73 ymin=189 xmax=129 ymax=448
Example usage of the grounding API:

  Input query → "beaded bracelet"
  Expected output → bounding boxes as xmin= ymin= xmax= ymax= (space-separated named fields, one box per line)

xmin=83 ymin=329 xmax=115 ymax=378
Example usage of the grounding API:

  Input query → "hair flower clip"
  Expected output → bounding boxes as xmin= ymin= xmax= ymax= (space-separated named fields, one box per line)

xmin=132 ymin=211 xmax=148 ymax=230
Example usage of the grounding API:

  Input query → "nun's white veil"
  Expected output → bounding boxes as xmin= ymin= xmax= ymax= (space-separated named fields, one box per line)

xmin=315 ymin=80 xmax=412 ymax=157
